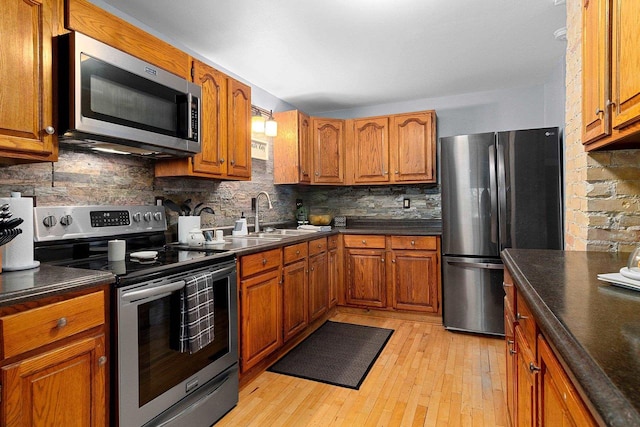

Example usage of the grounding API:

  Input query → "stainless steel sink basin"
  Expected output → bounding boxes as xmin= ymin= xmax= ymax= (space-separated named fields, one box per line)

xmin=247 ymin=228 xmax=318 ymax=238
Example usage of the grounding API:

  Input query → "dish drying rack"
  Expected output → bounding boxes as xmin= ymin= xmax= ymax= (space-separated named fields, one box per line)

xmin=0 ymin=202 xmax=24 ymax=248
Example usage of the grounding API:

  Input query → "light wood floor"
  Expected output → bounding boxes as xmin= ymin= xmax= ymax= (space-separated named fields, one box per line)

xmin=218 ymin=312 xmax=507 ymax=427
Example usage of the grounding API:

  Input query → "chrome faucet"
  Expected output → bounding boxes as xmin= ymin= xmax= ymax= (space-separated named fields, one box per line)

xmin=254 ymin=191 xmax=273 ymax=233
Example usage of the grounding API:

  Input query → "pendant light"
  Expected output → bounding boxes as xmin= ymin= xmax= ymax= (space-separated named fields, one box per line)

xmin=251 ymin=108 xmax=265 ymax=133
xmin=264 ymin=110 xmax=278 ymax=137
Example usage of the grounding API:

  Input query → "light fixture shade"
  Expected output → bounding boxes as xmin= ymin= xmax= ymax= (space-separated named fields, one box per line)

xmin=265 ymin=111 xmax=277 ymax=137
xmin=252 ymin=113 xmax=265 ymax=133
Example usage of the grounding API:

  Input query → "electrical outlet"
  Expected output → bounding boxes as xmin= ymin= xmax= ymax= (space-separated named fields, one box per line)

xmin=251 ymin=198 xmax=256 ymax=211
xmin=403 ymin=198 xmax=410 ymax=209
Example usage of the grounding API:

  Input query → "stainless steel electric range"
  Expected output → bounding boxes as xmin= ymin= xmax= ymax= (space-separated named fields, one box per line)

xmin=34 ymin=205 xmax=238 ymax=427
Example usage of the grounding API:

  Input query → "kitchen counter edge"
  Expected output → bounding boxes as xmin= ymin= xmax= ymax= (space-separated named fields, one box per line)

xmin=501 ymin=249 xmax=640 ymax=427
xmin=0 ymin=264 xmax=115 ymax=307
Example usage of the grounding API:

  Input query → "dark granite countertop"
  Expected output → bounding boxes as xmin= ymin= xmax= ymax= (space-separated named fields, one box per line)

xmin=502 ymin=249 xmax=640 ymax=427
xmin=0 ymin=264 xmax=115 ymax=307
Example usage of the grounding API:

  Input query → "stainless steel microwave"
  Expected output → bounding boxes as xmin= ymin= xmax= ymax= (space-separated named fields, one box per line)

xmin=57 ymin=32 xmax=201 ymax=157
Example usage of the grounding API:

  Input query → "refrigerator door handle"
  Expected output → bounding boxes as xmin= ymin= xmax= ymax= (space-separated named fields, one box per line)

xmin=496 ymin=137 xmax=508 ymax=252
xmin=488 ymin=147 xmax=498 ymax=245
xmin=446 ymin=260 xmax=505 ymax=270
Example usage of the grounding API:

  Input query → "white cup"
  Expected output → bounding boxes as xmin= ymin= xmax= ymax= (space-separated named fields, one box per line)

xmin=215 ymin=229 xmax=224 ymax=241
xmin=108 ymin=240 xmax=126 ymax=261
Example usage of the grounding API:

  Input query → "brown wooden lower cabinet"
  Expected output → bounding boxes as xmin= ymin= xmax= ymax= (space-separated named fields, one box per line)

xmin=0 ymin=287 xmax=109 ymax=426
xmin=504 ymin=267 xmax=597 ymax=427
xmin=282 ymin=242 xmax=308 ymax=343
xmin=308 ymin=237 xmax=329 ymax=322
xmin=343 ymin=234 xmax=441 ymax=313
xmin=239 ymin=249 xmax=282 ymax=372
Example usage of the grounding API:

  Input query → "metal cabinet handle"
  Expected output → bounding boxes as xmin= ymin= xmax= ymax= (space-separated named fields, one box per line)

xmin=392 ymin=259 xmax=396 ymax=263
xmin=516 ymin=313 xmax=528 ymax=320
xmin=509 ymin=349 xmax=517 ymax=355
xmin=315 ymin=172 xmax=319 ymax=176
xmin=219 ymin=157 xmax=225 ymax=164
xmin=98 ymin=356 xmax=107 ymax=366
xmin=56 ymin=317 xmax=67 ymax=328
xmin=361 ymin=240 xmax=366 ymax=244
xmin=395 ymin=170 xmax=399 ymax=174
xmin=411 ymin=240 xmax=415 ymax=245
xmin=230 ymin=160 xmax=235 ymax=165
xmin=296 ymin=250 xmax=300 ymax=255
xmin=606 ymin=99 xmax=615 ymax=108
xmin=529 ymin=362 xmax=541 ymax=373
xmin=503 ymin=282 xmax=513 ymax=288
xmin=45 ymin=126 xmax=55 ymax=135
xmin=311 ymin=267 xmax=314 ymax=271
xmin=262 ymin=259 xmax=267 ymax=265
xmin=381 ymin=258 xmax=385 ymax=262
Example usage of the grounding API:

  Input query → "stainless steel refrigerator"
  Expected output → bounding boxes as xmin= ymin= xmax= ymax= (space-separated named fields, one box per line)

xmin=440 ymin=128 xmax=563 ymax=335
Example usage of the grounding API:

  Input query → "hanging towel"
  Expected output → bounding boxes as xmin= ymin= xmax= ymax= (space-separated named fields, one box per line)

xmin=178 ymin=272 xmax=215 ymax=354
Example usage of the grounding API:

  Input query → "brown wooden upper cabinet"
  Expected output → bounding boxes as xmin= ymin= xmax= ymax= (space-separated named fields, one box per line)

xmin=311 ymin=118 xmax=345 ymax=184
xmin=155 ymin=61 xmax=252 ymax=180
xmin=0 ymin=0 xmax=59 ymax=164
xmin=582 ymin=0 xmax=640 ymax=150
xmin=274 ymin=109 xmax=436 ymax=185
xmin=273 ymin=110 xmax=312 ymax=184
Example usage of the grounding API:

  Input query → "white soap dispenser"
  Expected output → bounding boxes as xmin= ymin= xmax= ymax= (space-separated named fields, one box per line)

xmin=232 ymin=212 xmax=248 ymax=236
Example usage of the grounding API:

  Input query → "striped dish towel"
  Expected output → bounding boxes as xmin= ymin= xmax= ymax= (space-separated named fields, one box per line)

xmin=178 ymin=272 xmax=215 ymax=354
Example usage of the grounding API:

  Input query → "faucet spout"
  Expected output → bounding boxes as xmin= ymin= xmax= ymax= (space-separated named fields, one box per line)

xmin=254 ymin=191 xmax=273 ymax=233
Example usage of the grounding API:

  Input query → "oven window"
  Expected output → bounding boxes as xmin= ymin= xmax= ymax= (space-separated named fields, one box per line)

xmin=80 ymin=54 xmax=180 ymax=137
xmin=137 ymin=276 xmax=230 ymax=406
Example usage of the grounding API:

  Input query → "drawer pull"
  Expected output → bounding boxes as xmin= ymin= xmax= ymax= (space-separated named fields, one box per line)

xmin=411 ymin=240 xmax=415 ymax=245
xmin=516 ymin=313 xmax=528 ymax=321
xmin=262 ymin=259 xmax=267 ymax=265
xmin=529 ymin=362 xmax=541 ymax=373
xmin=503 ymin=282 xmax=513 ymax=288
xmin=98 ymin=356 xmax=107 ymax=366
xmin=362 ymin=240 xmax=366 ymax=244
xmin=509 ymin=349 xmax=517 ymax=355
xmin=296 ymin=250 xmax=300 ymax=255
xmin=56 ymin=317 xmax=67 ymax=329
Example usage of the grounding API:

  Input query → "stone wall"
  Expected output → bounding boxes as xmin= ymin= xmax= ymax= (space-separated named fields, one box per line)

xmin=0 ymin=143 xmax=298 ymax=240
xmin=298 ymin=184 xmax=441 ymax=220
xmin=564 ymin=1 xmax=640 ymax=252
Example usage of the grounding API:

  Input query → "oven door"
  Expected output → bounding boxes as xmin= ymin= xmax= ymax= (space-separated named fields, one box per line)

xmin=116 ymin=261 xmax=237 ymax=427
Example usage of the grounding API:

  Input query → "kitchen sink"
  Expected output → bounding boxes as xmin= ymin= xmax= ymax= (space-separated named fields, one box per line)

xmin=248 ymin=228 xmax=318 ymax=238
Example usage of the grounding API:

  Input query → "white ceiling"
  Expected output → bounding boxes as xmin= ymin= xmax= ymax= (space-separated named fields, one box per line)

xmin=99 ymin=0 xmax=567 ymax=115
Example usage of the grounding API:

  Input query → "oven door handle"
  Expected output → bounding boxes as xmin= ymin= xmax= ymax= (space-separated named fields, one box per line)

xmin=121 ymin=280 xmax=185 ymax=302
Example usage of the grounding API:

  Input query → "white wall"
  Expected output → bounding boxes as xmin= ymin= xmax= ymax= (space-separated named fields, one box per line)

xmin=316 ymin=82 xmax=566 ymax=138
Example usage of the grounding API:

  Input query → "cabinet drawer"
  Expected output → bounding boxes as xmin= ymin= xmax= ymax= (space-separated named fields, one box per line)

xmin=390 ymin=236 xmax=437 ymax=250
xmin=504 ymin=268 xmax=516 ymax=313
xmin=327 ymin=234 xmax=339 ymax=250
xmin=241 ymin=249 xmax=281 ymax=278
xmin=516 ymin=292 xmax=536 ymax=351
xmin=284 ymin=242 xmax=308 ymax=265
xmin=0 ymin=291 xmax=105 ymax=359
xmin=309 ymin=237 xmax=327 ymax=256
xmin=343 ymin=235 xmax=386 ymax=249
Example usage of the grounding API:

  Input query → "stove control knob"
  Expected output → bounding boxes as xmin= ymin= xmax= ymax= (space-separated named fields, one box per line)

xmin=143 ymin=212 xmax=152 ymax=222
xmin=132 ymin=212 xmax=142 ymax=222
xmin=60 ymin=215 xmax=73 ymax=226
xmin=153 ymin=212 xmax=163 ymax=221
xmin=43 ymin=215 xmax=57 ymax=228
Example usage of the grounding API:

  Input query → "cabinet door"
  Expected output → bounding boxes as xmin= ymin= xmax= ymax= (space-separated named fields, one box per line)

xmin=505 ymin=310 xmax=517 ymax=427
xmin=227 ymin=78 xmax=252 ymax=179
xmin=345 ymin=248 xmax=386 ymax=308
xmin=391 ymin=250 xmax=438 ymax=312
xmin=240 ymin=269 xmax=282 ymax=371
xmin=390 ymin=112 xmax=435 ymax=183
xmin=610 ymin=0 xmax=640 ymax=129
xmin=2 ymin=334 xmax=106 ymax=427
xmin=282 ymin=259 xmax=308 ymax=342
xmin=308 ymin=252 xmax=328 ymax=322
xmin=299 ymin=112 xmax=312 ymax=183
xmin=312 ymin=118 xmax=344 ymax=184
xmin=538 ymin=336 xmax=597 ymax=427
xmin=581 ymin=0 xmax=610 ymax=143
xmin=328 ymin=247 xmax=339 ymax=308
xmin=0 ymin=0 xmax=58 ymax=163
xmin=192 ymin=60 xmax=227 ymax=175
xmin=351 ymin=117 xmax=390 ymax=184
xmin=515 ymin=326 xmax=537 ymax=427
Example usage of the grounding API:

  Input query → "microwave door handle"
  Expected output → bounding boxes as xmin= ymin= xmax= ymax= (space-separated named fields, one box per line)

xmin=121 ymin=280 xmax=185 ymax=302
xmin=187 ymin=93 xmax=194 ymax=140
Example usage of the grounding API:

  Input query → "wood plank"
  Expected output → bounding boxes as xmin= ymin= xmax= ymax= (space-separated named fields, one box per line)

xmin=218 ymin=312 xmax=506 ymax=426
